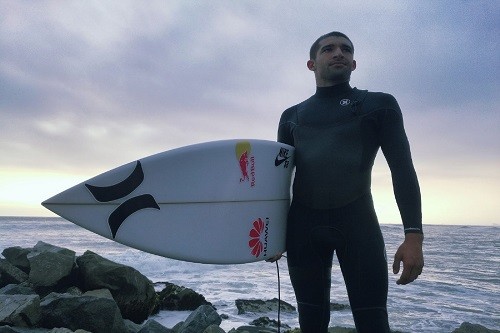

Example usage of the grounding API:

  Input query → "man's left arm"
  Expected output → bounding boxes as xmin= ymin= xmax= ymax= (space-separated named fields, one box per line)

xmin=378 ymin=95 xmax=424 ymax=284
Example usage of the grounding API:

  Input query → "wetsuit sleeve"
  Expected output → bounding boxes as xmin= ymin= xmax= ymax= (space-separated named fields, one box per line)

xmin=379 ymin=97 xmax=423 ymax=234
xmin=277 ymin=106 xmax=297 ymax=146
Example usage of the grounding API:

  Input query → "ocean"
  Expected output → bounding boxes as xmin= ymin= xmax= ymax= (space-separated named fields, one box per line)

xmin=0 ymin=217 xmax=498 ymax=332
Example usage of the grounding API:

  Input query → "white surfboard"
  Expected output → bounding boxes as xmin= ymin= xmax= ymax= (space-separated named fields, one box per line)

xmin=42 ymin=139 xmax=294 ymax=264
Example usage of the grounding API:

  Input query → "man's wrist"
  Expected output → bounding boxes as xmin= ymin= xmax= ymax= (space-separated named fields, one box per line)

xmin=404 ymin=232 xmax=424 ymax=243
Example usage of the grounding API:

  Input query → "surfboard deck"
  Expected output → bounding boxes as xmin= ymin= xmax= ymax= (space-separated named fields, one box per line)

xmin=42 ymin=139 xmax=294 ymax=264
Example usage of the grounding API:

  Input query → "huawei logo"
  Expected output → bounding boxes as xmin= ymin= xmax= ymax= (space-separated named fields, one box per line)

xmin=248 ymin=217 xmax=269 ymax=258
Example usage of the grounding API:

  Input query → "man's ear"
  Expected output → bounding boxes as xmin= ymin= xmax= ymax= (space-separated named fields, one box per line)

xmin=307 ymin=59 xmax=316 ymax=71
xmin=352 ymin=59 xmax=357 ymax=71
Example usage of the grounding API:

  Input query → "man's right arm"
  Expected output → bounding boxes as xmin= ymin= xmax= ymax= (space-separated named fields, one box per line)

xmin=277 ymin=106 xmax=297 ymax=146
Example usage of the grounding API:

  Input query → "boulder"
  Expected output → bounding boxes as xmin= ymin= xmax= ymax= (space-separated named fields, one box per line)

xmin=65 ymin=286 xmax=83 ymax=296
xmin=82 ymin=288 xmax=114 ymax=300
xmin=137 ymin=319 xmax=174 ymax=333
xmin=0 ymin=259 xmax=29 ymax=287
xmin=0 ymin=283 xmax=36 ymax=295
xmin=28 ymin=251 xmax=75 ymax=288
xmin=177 ymin=305 xmax=222 ymax=333
xmin=233 ymin=327 xmax=276 ymax=333
xmin=0 ymin=294 xmax=41 ymax=327
xmin=452 ymin=322 xmax=500 ymax=333
xmin=328 ymin=327 xmax=356 ymax=333
xmin=0 ymin=327 xmax=92 ymax=333
xmin=235 ymin=298 xmax=295 ymax=314
xmin=39 ymin=292 xmax=126 ymax=333
xmin=157 ymin=282 xmax=212 ymax=311
xmin=249 ymin=316 xmax=290 ymax=330
xmin=330 ymin=302 xmax=350 ymax=311
xmin=0 ymin=327 xmax=48 ymax=333
xmin=124 ymin=318 xmax=142 ymax=333
xmin=76 ymin=251 xmax=157 ymax=323
xmin=31 ymin=242 xmax=74 ymax=256
xmin=203 ymin=325 xmax=226 ymax=333
xmin=1 ymin=247 xmax=31 ymax=273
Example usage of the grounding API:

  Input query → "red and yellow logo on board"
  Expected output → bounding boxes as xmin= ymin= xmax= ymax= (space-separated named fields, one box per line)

xmin=235 ymin=141 xmax=255 ymax=187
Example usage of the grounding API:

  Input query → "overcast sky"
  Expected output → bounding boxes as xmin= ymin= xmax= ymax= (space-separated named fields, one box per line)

xmin=1 ymin=1 xmax=499 ymax=224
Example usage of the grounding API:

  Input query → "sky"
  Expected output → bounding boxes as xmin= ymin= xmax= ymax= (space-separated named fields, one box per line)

xmin=1 ymin=1 xmax=499 ymax=226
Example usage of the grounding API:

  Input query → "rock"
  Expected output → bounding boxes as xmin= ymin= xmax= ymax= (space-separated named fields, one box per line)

xmin=330 ymin=302 xmax=350 ymax=311
xmin=328 ymin=327 xmax=356 ymax=333
xmin=178 ymin=305 xmax=222 ymax=333
xmin=65 ymin=286 xmax=82 ymax=296
xmin=235 ymin=298 xmax=295 ymax=314
xmin=82 ymin=288 xmax=114 ymax=300
xmin=233 ymin=327 xmax=275 ymax=333
xmin=28 ymin=242 xmax=75 ymax=287
xmin=28 ymin=251 xmax=75 ymax=288
xmin=203 ymin=325 xmax=226 ymax=333
xmin=249 ymin=316 xmax=290 ymax=330
xmin=285 ymin=329 xmax=301 ymax=333
xmin=0 ymin=259 xmax=29 ymax=287
xmin=39 ymin=292 xmax=126 ymax=333
xmin=137 ymin=319 xmax=174 ymax=333
xmin=1 ymin=247 xmax=31 ymax=273
xmin=452 ymin=322 xmax=500 ymax=333
xmin=47 ymin=329 xmax=78 ymax=333
xmin=172 ymin=322 xmax=184 ymax=332
xmin=0 ymin=294 xmax=41 ymax=327
xmin=0 ymin=327 xmax=49 ymax=333
xmin=76 ymin=250 xmax=157 ymax=323
xmin=124 ymin=318 xmax=143 ymax=333
xmin=31 ymin=242 xmax=75 ymax=257
xmin=156 ymin=282 xmax=212 ymax=311
xmin=0 ymin=283 xmax=36 ymax=295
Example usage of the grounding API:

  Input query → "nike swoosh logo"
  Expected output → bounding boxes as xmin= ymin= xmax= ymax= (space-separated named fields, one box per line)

xmin=275 ymin=156 xmax=289 ymax=167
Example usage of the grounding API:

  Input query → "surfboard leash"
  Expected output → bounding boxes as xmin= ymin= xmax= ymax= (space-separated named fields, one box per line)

xmin=276 ymin=259 xmax=281 ymax=333
xmin=275 ymin=255 xmax=287 ymax=333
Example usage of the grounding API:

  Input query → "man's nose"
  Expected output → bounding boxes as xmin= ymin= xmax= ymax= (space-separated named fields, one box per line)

xmin=332 ymin=47 xmax=344 ymax=58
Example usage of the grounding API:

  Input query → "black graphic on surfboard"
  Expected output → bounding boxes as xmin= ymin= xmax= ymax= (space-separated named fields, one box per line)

xmin=85 ymin=161 xmax=160 ymax=238
xmin=275 ymin=148 xmax=290 ymax=168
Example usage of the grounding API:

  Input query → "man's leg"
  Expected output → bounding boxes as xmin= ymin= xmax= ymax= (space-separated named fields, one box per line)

xmin=336 ymin=195 xmax=391 ymax=333
xmin=286 ymin=202 xmax=333 ymax=333
xmin=288 ymin=264 xmax=332 ymax=333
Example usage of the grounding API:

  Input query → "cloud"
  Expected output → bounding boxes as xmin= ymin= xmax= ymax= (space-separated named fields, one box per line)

xmin=1 ymin=1 xmax=498 ymax=177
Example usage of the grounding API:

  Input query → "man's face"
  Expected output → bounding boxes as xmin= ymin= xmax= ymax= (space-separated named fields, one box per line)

xmin=307 ymin=36 xmax=356 ymax=87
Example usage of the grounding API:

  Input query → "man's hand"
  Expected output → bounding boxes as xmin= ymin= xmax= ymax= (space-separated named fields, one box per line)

xmin=266 ymin=252 xmax=284 ymax=263
xmin=392 ymin=233 xmax=424 ymax=285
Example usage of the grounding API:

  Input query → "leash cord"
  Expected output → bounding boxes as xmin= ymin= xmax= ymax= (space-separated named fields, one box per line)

xmin=276 ymin=259 xmax=281 ymax=333
xmin=275 ymin=255 xmax=287 ymax=333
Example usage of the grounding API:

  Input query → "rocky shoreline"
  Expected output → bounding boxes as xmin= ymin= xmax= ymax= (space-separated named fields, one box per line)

xmin=1 ymin=241 xmax=497 ymax=333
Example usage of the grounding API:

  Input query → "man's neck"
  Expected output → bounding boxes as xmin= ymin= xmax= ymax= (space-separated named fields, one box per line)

xmin=314 ymin=81 xmax=352 ymax=98
xmin=316 ymin=79 xmax=350 ymax=88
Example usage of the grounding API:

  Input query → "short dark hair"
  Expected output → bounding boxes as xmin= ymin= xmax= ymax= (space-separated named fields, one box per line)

xmin=309 ymin=31 xmax=354 ymax=60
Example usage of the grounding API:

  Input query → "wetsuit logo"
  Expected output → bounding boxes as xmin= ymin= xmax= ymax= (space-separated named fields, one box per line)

xmin=340 ymin=98 xmax=351 ymax=106
xmin=248 ymin=217 xmax=269 ymax=258
xmin=85 ymin=161 xmax=160 ymax=239
xmin=235 ymin=141 xmax=255 ymax=187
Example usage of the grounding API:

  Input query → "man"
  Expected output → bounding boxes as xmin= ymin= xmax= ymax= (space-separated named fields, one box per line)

xmin=269 ymin=32 xmax=424 ymax=333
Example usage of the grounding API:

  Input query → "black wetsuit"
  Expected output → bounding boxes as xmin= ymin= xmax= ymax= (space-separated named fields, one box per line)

xmin=278 ymin=82 xmax=422 ymax=333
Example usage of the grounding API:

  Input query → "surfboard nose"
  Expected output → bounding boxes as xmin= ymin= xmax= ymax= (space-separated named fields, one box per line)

xmin=42 ymin=190 xmax=64 ymax=206
xmin=42 ymin=193 xmax=56 ymax=207
xmin=41 ymin=193 xmax=63 ymax=215
xmin=41 ymin=187 xmax=81 ymax=217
